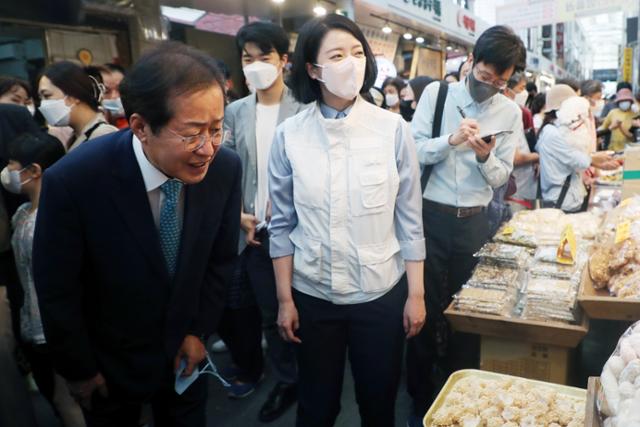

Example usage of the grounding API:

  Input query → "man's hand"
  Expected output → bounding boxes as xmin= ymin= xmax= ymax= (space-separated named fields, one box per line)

xmin=469 ymin=135 xmax=496 ymax=163
xmin=277 ymin=300 xmax=302 ymax=344
xmin=241 ymin=212 xmax=260 ymax=247
xmin=403 ymin=295 xmax=426 ymax=339
xmin=68 ymin=372 xmax=108 ymax=410
xmin=173 ymin=335 xmax=207 ymax=377
xmin=591 ymin=151 xmax=620 ymax=171
xmin=449 ymin=118 xmax=479 ymax=146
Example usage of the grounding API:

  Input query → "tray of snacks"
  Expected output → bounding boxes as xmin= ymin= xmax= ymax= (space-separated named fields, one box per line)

xmin=423 ymin=369 xmax=586 ymax=427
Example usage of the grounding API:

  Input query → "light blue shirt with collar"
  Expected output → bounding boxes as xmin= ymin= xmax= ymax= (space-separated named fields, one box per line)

xmin=535 ymin=123 xmax=591 ymax=212
xmin=411 ymin=80 xmax=521 ymax=207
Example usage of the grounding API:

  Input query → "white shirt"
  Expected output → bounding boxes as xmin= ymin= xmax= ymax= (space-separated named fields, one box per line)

xmin=512 ymin=133 xmax=536 ymax=200
xmin=132 ymin=135 xmax=184 ymax=228
xmin=255 ymin=103 xmax=280 ymax=223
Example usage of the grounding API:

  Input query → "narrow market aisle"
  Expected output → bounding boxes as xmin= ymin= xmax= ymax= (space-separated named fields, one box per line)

xmin=30 ymin=338 xmax=413 ymax=427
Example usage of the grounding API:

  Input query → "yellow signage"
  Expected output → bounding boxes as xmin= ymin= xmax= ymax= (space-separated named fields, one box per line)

xmin=623 ymin=47 xmax=633 ymax=83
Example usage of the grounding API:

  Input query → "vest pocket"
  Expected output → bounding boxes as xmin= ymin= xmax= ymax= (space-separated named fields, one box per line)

xmin=356 ymin=238 xmax=403 ymax=293
xmin=356 ymin=169 xmax=389 ymax=214
xmin=290 ymin=232 xmax=323 ymax=283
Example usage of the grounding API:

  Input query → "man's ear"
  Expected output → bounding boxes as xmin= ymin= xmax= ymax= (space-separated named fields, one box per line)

xmin=129 ymin=113 xmax=148 ymax=143
xmin=28 ymin=163 xmax=43 ymax=179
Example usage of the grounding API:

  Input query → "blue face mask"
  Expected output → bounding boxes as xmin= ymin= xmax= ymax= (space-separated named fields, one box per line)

xmin=174 ymin=353 xmax=230 ymax=395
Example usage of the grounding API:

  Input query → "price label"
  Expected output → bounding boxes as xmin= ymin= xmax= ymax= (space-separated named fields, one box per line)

xmin=616 ymin=221 xmax=631 ymax=244
xmin=502 ymin=225 xmax=515 ymax=236
xmin=557 ymin=224 xmax=577 ymax=265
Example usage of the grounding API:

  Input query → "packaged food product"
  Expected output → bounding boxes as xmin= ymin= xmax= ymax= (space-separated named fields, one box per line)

xmin=466 ymin=263 xmax=521 ymax=291
xmin=474 ymin=243 xmax=531 ymax=269
xmin=598 ymin=321 xmax=640 ymax=426
xmin=522 ymin=278 xmax=578 ymax=323
xmin=453 ymin=287 xmax=515 ymax=317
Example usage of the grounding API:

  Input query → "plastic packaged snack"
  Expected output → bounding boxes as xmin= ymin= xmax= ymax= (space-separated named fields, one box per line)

xmin=598 ymin=321 xmax=640 ymax=426
xmin=466 ymin=263 xmax=521 ymax=291
xmin=475 ymin=243 xmax=531 ymax=269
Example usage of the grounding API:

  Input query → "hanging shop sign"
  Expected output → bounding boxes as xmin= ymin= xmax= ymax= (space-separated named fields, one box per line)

xmin=622 ymin=47 xmax=633 ymax=83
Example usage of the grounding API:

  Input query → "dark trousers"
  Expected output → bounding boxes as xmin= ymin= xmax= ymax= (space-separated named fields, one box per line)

xmin=218 ymin=231 xmax=297 ymax=384
xmin=217 ymin=253 xmax=264 ymax=383
xmin=83 ymin=373 xmax=207 ymax=427
xmin=294 ymin=278 xmax=407 ymax=427
xmin=21 ymin=343 xmax=56 ymax=404
xmin=244 ymin=231 xmax=297 ymax=384
xmin=406 ymin=203 xmax=489 ymax=416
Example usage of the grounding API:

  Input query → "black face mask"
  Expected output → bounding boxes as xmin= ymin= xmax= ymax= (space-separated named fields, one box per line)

xmin=400 ymin=100 xmax=414 ymax=121
xmin=468 ymin=70 xmax=501 ymax=104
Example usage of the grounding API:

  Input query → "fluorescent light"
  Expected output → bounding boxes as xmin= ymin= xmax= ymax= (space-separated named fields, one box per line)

xmin=403 ymin=31 xmax=412 ymax=40
xmin=446 ymin=45 xmax=453 ymax=51
xmin=160 ymin=6 xmax=206 ymax=25
xmin=382 ymin=23 xmax=392 ymax=34
xmin=272 ymin=0 xmax=285 ymax=3
xmin=454 ymin=47 xmax=460 ymax=52
xmin=313 ymin=5 xmax=327 ymax=16
xmin=416 ymin=36 xmax=425 ymax=44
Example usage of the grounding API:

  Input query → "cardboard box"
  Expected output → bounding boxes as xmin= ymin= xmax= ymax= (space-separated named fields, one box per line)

xmin=585 ymin=377 xmax=603 ymax=427
xmin=480 ymin=336 xmax=572 ymax=384
xmin=578 ymin=266 xmax=640 ymax=321
xmin=445 ymin=304 xmax=589 ymax=348
xmin=622 ymin=146 xmax=640 ymax=199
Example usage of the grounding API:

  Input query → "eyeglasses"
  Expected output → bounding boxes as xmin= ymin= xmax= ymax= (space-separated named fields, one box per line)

xmin=473 ymin=67 xmax=508 ymax=90
xmin=166 ymin=127 xmax=228 ymax=152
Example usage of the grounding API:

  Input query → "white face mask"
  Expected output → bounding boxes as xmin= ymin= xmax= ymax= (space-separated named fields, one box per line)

xmin=0 ymin=166 xmax=31 ymax=194
xmin=243 ymin=61 xmax=280 ymax=91
xmin=619 ymin=101 xmax=632 ymax=111
xmin=102 ymin=97 xmax=125 ymax=117
xmin=315 ymin=56 xmax=367 ymax=101
xmin=39 ymin=97 xmax=71 ymax=127
xmin=514 ymin=90 xmax=528 ymax=107
xmin=591 ymin=99 xmax=605 ymax=117
xmin=385 ymin=93 xmax=399 ymax=107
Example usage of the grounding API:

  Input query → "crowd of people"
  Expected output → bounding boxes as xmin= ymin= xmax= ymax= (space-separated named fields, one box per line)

xmin=1 ymin=12 xmax=639 ymax=427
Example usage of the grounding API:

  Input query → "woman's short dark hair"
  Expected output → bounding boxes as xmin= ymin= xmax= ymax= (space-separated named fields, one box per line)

xmin=0 ymin=76 xmax=32 ymax=99
xmin=507 ymin=71 xmax=525 ymax=90
xmin=526 ymin=82 xmax=537 ymax=93
xmin=382 ymin=77 xmax=406 ymax=94
xmin=580 ymin=79 xmax=603 ymax=97
xmin=40 ymin=61 xmax=102 ymax=111
xmin=7 ymin=131 xmax=65 ymax=171
xmin=236 ymin=22 xmax=290 ymax=57
xmin=409 ymin=76 xmax=434 ymax=105
xmin=445 ymin=72 xmax=460 ymax=82
xmin=530 ymin=92 xmax=546 ymax=115
xmin=119 ymin=41 xmax=224 ymax=134
xmin=473 ymin=25 xmax=526 ymax=75
xmin=290 ymin=13 xmax=377 ymax=104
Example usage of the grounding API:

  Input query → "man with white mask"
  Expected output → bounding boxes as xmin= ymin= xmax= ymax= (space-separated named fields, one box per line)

xmin=222 ymin=21 xmax=307 ymax=422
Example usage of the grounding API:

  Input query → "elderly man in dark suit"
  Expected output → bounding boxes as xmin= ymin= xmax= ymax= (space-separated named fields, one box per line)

xmin=33 ymin=42 xmax=241 ymax=427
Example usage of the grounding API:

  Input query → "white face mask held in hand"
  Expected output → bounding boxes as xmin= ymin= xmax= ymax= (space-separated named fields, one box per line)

xmin=0 ymin=166 xmax=31 ymax=194
xmin=39 ymin=97 xmax=72 ymax=127
xmin=174 ymin=353 xmax=230 ymax=395
xmin=315 ymin=56 xmax=367 ymax=100
xmin=243 ymin=61 xmax=279 ymax=91
xmin=385 ymin=93 xmax=399 ymax=107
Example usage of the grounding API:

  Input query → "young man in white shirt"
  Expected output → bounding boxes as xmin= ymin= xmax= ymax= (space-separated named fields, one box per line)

xmin=221 ymin=21 xmax=307 ymax=423
xmin=407 ymin=25 xmax=526 ymax=427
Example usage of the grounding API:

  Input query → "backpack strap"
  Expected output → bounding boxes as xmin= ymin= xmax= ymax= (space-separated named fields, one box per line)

xmin=421 ymin=81 xmax=449 ymax=191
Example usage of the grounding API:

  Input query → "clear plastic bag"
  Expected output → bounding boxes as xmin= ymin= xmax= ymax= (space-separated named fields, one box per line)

xmin=598 ymin=321 xmax=640 ymax=426
xmin=475 ymin=243 xmax=531 ymax=269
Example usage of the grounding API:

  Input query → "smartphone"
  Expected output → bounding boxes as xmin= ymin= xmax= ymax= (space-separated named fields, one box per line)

xmin=480 ymin=130 xmax=513 ymax=144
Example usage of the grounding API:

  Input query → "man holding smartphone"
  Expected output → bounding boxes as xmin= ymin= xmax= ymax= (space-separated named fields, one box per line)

xmin=406 ymin=26 xmax=526 ymax=426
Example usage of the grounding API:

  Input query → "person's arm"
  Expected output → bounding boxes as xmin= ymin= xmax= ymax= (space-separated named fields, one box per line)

xmin=543 ymin=127 xmax=592 ymax=171
xmin=189 ymin=156 xmax=242 ymax=340
xmin=393 ymin=120 xmax=426 ymax=338
xmin=33 ymin=171 xmax=96 ymax=381
xmin=267 ymin=125 xmax=301 ymax=343
xmin=514 ymin=148 xmax=539 ymax=166
xmin=474 ymin=109 xmax=520 ymax=188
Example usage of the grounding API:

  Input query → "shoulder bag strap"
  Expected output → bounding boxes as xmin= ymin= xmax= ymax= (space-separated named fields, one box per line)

xmin=421 ymin=81 xmax=448 ymax=191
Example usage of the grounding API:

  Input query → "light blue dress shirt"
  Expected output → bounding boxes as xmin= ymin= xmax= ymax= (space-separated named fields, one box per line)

xmin=411 ymin=80 xmax=520 ymax=207
xmin=268 ymin=101 xmax=425 ymax=304
xmin=536 ymin=123 xmax=591 ymax=212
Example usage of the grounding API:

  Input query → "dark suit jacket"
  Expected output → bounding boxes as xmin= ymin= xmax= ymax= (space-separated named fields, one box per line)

xmin=33 ymin=129 xmax=241 ymax=399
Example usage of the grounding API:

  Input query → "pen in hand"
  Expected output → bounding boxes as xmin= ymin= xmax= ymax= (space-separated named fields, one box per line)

xmin=457 ymin=106 xmax=466 ymax=119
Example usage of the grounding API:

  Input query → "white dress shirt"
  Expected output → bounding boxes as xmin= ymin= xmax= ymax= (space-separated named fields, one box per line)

xmin=132 ymin=135 xmax=184 ymax=228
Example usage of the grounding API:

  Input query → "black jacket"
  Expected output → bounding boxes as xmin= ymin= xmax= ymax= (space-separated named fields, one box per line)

xmin=33 ymin=129 xmax=241 ymax=399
